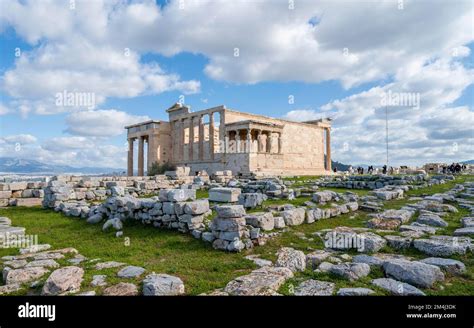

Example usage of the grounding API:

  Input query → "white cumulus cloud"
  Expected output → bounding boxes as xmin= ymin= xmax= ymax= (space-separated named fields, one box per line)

xmin=64 ymin=110 xmax=150 ymax=137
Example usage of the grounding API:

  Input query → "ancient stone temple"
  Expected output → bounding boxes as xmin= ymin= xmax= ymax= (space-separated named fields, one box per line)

xmin=125 ymin=103 xmax=331 ymax=176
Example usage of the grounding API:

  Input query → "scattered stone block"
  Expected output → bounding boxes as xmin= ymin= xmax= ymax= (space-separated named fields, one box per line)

xmin=142 ymin=274 xmax=185 ymax=296
xmin=209 ymin=188 xmax=241 ymax=202
xmin=42 ymin=266 xmax=84 ymax=295
xmin=382 ymin=259 xmax=444 ymax=288
xmin=103 ymin=282 xmax=138 ymax=296
xmin=294 ymin=279 xmax=335 ymax=296
xmin=275 ymin=247 xmax=306 ymax=272
xmin=371 ymin=278 xmax=425 ymax=296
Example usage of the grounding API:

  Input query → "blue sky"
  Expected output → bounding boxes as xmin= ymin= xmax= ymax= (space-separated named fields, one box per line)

xmin=0 ymin=0 xmax=472 ymax=168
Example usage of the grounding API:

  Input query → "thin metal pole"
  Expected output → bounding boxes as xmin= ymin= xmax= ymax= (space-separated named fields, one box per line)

xmin=385 ymin=105 xmax=389 ymax=167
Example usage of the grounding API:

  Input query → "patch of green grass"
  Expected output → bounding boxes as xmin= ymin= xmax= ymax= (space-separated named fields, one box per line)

xmin=406 ymin=175 xmax=473 ymax=197
xmin=196 ymin=189 xmax=209 ymax=199
xmin=282 ymin=176 xmax=322 ymax=182
xmin=321 ymin=187 xmax=371 ymax=197
xmin=262 ymin=196 xmax=312 ymax=207
xmin=0 ymin=207 xmax=255 ymax=295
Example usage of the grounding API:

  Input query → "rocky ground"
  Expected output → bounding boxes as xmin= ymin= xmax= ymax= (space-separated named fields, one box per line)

xmin=0 ymin=174 xmax=472 ymax=296
xmin=0 ymin=239 xmax=185 ymax=296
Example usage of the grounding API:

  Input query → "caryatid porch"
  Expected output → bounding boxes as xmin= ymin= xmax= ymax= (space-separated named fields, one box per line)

xmin=223 ymin=120 xmax=284 ymax=154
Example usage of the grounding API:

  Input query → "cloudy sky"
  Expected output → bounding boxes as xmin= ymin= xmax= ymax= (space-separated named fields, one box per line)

xmin=0 ymin=0 xmax=472 ymax=169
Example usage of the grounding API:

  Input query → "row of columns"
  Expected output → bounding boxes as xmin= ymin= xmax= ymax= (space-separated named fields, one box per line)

xmin=226 ymin=128 xmax=283 ymax=154
xmin=128 ymin=135 xmax=148 ymax=176
xmin=173 ymin=111 xmax=225 ymax=163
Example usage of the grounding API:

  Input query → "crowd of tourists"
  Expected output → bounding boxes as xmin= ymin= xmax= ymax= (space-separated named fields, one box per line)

xmin=342 ymin=162 xmax=468 ymax=175
xmin=345 ymin=165 xmax=396 ymax=175
xmin=442 ymin=163 xmax=467 ymax=174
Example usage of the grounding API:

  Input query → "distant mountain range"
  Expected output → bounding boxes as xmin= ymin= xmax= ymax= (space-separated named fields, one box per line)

xmin=1 ymin=156 xmax=471 ymax=175
xmin=332 ymin=160 xmax=351 ymax=171
xmin=0 ymin=157 xmax=125 ymax=175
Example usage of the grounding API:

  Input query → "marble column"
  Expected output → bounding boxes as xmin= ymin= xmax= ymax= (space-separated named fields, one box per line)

xmin=219 ymin=111 xmax=225 ymax=155
xmin=178 ymin=119 xmax=185 ymax=162
xmin=188 ymin=117 xmax=194 ymax=161
xmin=278 ymin=132 xmax=283 ymax=154
xmin=199 ymin=115 xmax=204 ymax=160
xmin=127 ymin=138 xmax=134 ymax=176
xmin=138 ymin=136 xmax=144 ymax=176
xmin=209 ymin=113 xmax=215 ymax=160
xmin=326 ymin=128 xmax=331 ymax=171
xmin=225 ymin=130 xmax=236 ymax=154
xmin=256 ymin=130 xmax=262 ymax=152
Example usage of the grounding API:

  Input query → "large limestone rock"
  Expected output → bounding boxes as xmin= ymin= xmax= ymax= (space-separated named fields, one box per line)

xmin=103 ymin=282 xmax=139 ymax=296
xmin=210 ymin=217 xmax=246 ymax=231
xmin=4 ymin=267 xmax=49 ymax=285
xmin=87 ymin=213 xmax=104 ymax=224
xmin=352 ymin=254 xmax=383 ymax=268
xmin=273 ymin=216 xmax=286 ymax=229
xmin=275 ymin=247 xmax=306 ymax=272
xmin=306 ymin=250 xmax=332 ymax=269
xmin=453 ymin=227 xmax=474 ymax=236
xmin=142 ymin=274 xmax=185 ymax=296
xmin=418 ymin=257 xmax=466 ymax=275
xmin=0 ymin=217 xmax=12 ymax=225
xmin=91 ymin=275 xmax=107 ymax=287
xmin=372 ymin=189 xmax=403 ymax=201
xmin=159 ymin=189 xmax=196 ymax=202
xmin=42 ymin=266 xmax=84 ymax=295
xmin=281 ymin=207 xmax=305 ymax=226
xmin=373 ymin=209 xmax=414 ymax=223
xmin=417 ymin=214 xmax=448 ymax=227
xmin=382 ymin=260 xmax=444 ymax=288
xmin=337 ymin=287 xmax=375 ymax=296
xmin=117 ymin=266 xmax=145 ymax=278
xmin=238 ymin=193 xmax=267 ymax=208
xmin=317 ymin=262 xmax=334 ymax=273
xmin=95 ymin=261 xmax=126 ymax=270
xmin=328 ymin=263 xmax=371 ymax=281
xmin=245 ymin=212 xmax=274 ymax=231
xmin=183 ymin=200 xmax=210 ymax=215
xmin=223 ymin=266 xmax=293 ymax=296
xmin=367 ymin=218 xmax=401 ymax=230
xmin=0 ymin=283 xmax=22 ymax=295
xmin=385 ymin=235 xmax=412 ymax=249
xmin=306 ymin=208 xmax=324 ymax=223
xmin=400 ymin=223 xmax=438 ymax=235
xmin=294 ymin=279 xmax=335 ymax=296
xmin=102 ymin=218 xmax=123 ymax=231
xmin=461 ymin=217 xmax=474 ymax=227
xmin=413 ymin=236 xmax=472 ymax=257
xmin=312 ymin=191 xmax=337 ymax=203
xmin=215 ymin=205 xmax=246 ymax=218
xmin=371 ymin=278 xmax=425 ymax=296
xmin=209 ymin=188 xmax=241 ymax=202
xmin=4 ymin=259 xmax=27 ymax=269
xmin=359 ymin=232 xmax=387 ymax=253
xmin=25 ymin=259 xmax=60 ymax=269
